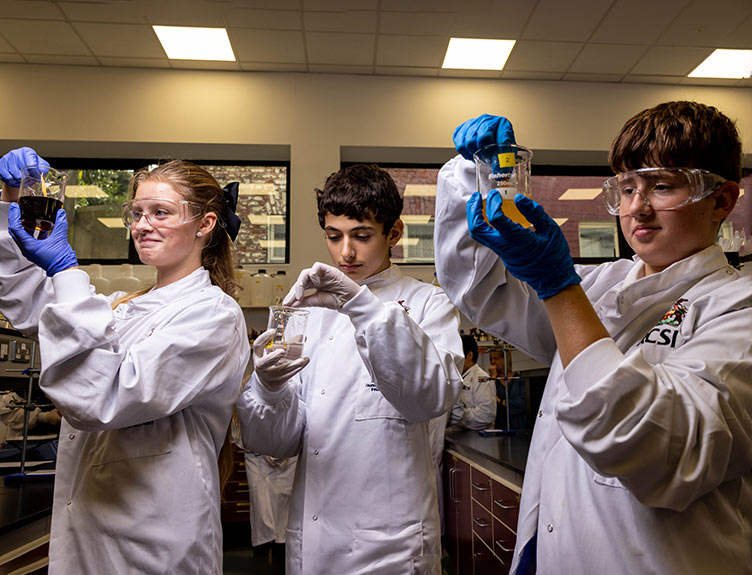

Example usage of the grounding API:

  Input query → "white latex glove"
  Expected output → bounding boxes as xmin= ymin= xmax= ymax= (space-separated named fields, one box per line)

xmin=252 ymin=328 xmax=309 ymax=391
xmin=283 ymin=262 xmax=361 ymax=309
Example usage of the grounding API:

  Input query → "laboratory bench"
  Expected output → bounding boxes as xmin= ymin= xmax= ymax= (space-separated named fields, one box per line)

xmin=443 ymin=429 xmax=531 ymax=575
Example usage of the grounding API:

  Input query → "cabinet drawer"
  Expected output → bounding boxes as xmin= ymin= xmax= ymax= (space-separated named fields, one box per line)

xmin=471 ymin=466 xmax=493 ymax=510
xmin=223 ymin=479 xmax=250 ymax=499
xmin=492 ymin=479 xmax=520 ymax=532
xmin=471 ymin=498 xmax=493 ymax=550
xmin=472 ymin=531 xmax=506 ymax=575
xmin=493 ymin=517 xmax=516 ymax=567
xmin=221 ymin=499 xmax=251 ymax=522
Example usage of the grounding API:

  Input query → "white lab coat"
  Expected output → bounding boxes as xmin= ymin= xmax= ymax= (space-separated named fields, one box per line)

xmin=449 ymin=363 xmax=496 ymax=430
xmin=0 ymin=203 xmax=250 ymax=575
xmin=237 ymin=264 xmax=463 ymax=575
xmin=243 ymin=452 xmax=297 ymax=546
xmin=434 ymin=156 xmax=752 ymax=575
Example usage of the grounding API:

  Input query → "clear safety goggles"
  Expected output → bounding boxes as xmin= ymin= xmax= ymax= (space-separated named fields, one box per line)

xmin=121 ymin=197 xmax=203 ymax=230
xmin=602 ymin=167 xmax=727 ymax=216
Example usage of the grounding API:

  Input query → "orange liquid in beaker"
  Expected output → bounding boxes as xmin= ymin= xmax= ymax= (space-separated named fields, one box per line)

xmin=482 ymin=196 xmax=531 ymax=227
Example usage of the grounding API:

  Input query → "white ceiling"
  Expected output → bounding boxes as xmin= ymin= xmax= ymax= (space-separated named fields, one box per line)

xmin=0 ymin=0 xmax=751 ymax=87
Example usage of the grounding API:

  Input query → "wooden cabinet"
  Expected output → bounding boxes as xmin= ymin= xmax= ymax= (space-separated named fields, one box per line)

xmin=444 ymin=449 xmax=521 ymax=575
xmin=221 ymin=446 xmax=251 ymax=523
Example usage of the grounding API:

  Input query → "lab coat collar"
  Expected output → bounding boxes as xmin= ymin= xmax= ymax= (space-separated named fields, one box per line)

xmin=359 ymin=264 xmax=401 ymax=289
xmin=116 ymin=267 xmax=211 ymax=317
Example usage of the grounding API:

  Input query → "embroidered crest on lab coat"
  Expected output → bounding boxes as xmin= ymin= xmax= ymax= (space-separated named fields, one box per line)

xmin=638 ymin=298 xmax=688 ymax=348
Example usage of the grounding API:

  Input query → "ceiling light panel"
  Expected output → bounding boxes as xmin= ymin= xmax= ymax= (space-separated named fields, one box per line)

xmin=442 ymin=38 xmax=516 ymax=70
xmin=153 ymin=25 xmax=235 ymax=61
xmin=689 ymin=49 xmax=752 ymax=79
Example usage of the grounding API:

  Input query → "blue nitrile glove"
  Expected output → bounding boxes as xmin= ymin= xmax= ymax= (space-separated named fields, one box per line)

xmin=467 ymin=191 xmax=581 ymax=299
xmin=8 ymin=203 xmax=78 ymax=276
xmin=0 ymin=148 xmax=49 ymax=188
xmin=453 ymin=114 xmax=516 ymax=160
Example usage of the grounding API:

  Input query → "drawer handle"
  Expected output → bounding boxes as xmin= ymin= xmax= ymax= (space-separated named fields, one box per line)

xmin=494 ymin=498 xmax=518 ymax=510
xmin=472 ymin=517 xmax=490 ymax=528
xmin=471 ymin=481 xmax=489 ymax=492
xmin=473 ymin=551 xmax=488 ymax=558
xmin=495 ymin=539 xmax=514 ymax=553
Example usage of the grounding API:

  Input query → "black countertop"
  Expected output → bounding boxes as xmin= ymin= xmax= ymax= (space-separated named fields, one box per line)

xmin=444 ymin=428 xmax=531 ymax=485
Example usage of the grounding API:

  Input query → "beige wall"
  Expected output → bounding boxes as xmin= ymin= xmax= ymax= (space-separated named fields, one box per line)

xmin=1 ymin=63 xmax=750 ymax=278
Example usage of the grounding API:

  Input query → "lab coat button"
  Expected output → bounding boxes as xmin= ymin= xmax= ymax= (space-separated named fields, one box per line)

xmin=66 ymin=499 xmax=72 ymax=506
xmin=312 ymin=515 xmax=318 ymax=521
xmin=320 ymin=389 xmax=325 ymax=395
xmin=68 ymin=433 xmax=75 ymax=440
xmin=314 ymin=449 xmax=319 ymax=455
xmin=538 ymin=411 xmax=543 ymax=418
xmin=547 ymin=523 xmax=553 ymax=532
xmin=328 ymin=336 xmax=334 ymax=340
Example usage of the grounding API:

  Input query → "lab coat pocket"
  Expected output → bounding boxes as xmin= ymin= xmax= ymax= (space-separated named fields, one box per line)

xmin=352 ymin=522 xmax=424 ymax=574
xmin=89 ymin=418 xmax=172 ymax=466
xmin=593 ymin=472 xmax=628 ymax=490
xmin=354 ymin=380 xmax=407 ymax=421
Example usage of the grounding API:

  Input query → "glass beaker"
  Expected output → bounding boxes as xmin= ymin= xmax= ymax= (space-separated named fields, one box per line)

xmin=473 ymin=143 xmax=533 ymax=227
xmin=18 ymin=166 xmax=68 ymax=240
xmin=266 ymin=306 xmax=309 ymax=359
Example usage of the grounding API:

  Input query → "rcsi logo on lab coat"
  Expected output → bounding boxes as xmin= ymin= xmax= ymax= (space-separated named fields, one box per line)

xmin=638 ymin=298 xmax=688 ymax=348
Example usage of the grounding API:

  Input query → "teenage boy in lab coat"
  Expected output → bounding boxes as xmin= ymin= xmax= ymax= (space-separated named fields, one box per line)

xmin=434 ymin=103 xmax=752 ymax=574
xmin=237 ymin=164 xmax=463 ymax=575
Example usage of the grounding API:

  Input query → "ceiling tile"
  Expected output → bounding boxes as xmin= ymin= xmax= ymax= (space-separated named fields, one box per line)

xmin=0 ymin=53 xmax=24 ymax=62
xmin=374 ymin=65 xmax=438 ymax=77
xmin=724 ymin=13 xmax=752 ymax=49
xmin=501 ymin=70 xmax=565 ymax=81
xmin=590 ymin=0 xmax=688 ymax=44
xmin=379 ymin=0 xmax=456 ymax=12
xmin=630 ymin=46 xmax=713 ymax=75
xmin=58 ymin=2 xmax=146 ymax=24
xmin=0 ymin=0 xmax=65 ymax=20
xmin=307 ymin=63 xmax=373 ymax=74
xmin=73 ymin=22 xmax=164 ymax=58
xmin=449 ymin=2 xmax=536 ymax=38
xmin=504 ymin=41 xmax=582 ymax=72
xmin=98 ymin=57 xmax=171 ymax=69
xmin=303 ymin=0 xmax=377 ymax=10
xmin=169 ymin=60 xmax=242 ymax=70
xmin=0 ymin=33 xmax=15 ymax=52
xmin=232 ymin=0 xmax=301 ymax=9
xmin=0 ymin=19 xmax=90 ymax=55
xmin=224 ymin=9 xmax=302 ymax=30
xmin=144 ymin=1 xmax=226 ymax=27
xmin=680 ymin=76 xmax=742 ymax=86
xmin=621 ymin=74 xmax=684 ymax=84
xmin=303 ymin=10 xmax=377 ymax=33
xmin=230 ymin=29 xmax=306 ymax=63
xmin=657 ymin=0 xmax=752 ymax=46
xmin=569 ymin=43 xmax=646 ymax=74
xmin=25 ymin=54 xmax=99 ymax=66
xmin=306 ymin=31 xmax=374 ymax=65
xmin=562 ymin=72 xmax=624 ymax=82
xmin=378 ymin=11 xmax=455 ymax=36
xmin=522 ymin=0 xmax=613 ymax=42
xmin=438 ymin=68 xmax=502 ymax=78
xmin=376 ymin=35 xmax=447 ymax=67
xmin=239 ymin=62 xmax=308 ymax=71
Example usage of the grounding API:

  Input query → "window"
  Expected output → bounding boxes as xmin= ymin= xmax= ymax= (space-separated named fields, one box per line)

xmin=53 ymin=160 xmax=289 ymax=264
xmin=578 ymin=221 xmax=619 ymax=258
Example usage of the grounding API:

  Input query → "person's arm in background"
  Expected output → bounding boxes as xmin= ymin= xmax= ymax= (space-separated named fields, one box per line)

xmin=456 ymin=374 xmax=497 ymax=430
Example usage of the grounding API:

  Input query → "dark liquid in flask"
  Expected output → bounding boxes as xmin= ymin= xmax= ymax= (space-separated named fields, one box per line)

xmin=18 ymin=196 xmax=63 ymax=240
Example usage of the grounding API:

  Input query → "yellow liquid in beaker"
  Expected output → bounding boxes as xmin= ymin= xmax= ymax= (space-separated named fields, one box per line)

xmin=482 ymin=197 xmax=531 ymax=227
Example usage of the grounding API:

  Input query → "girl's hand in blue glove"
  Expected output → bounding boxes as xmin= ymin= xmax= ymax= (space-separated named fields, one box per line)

xmin=453 ymin=114 xmax=516 ymax=160
xmin=8 ymin=203 xmax=79 ymax=277
xmin=0 ymin=148 xmax=49 ymax=189
xmin=467 ymin=191 xmax=581 ymax=299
